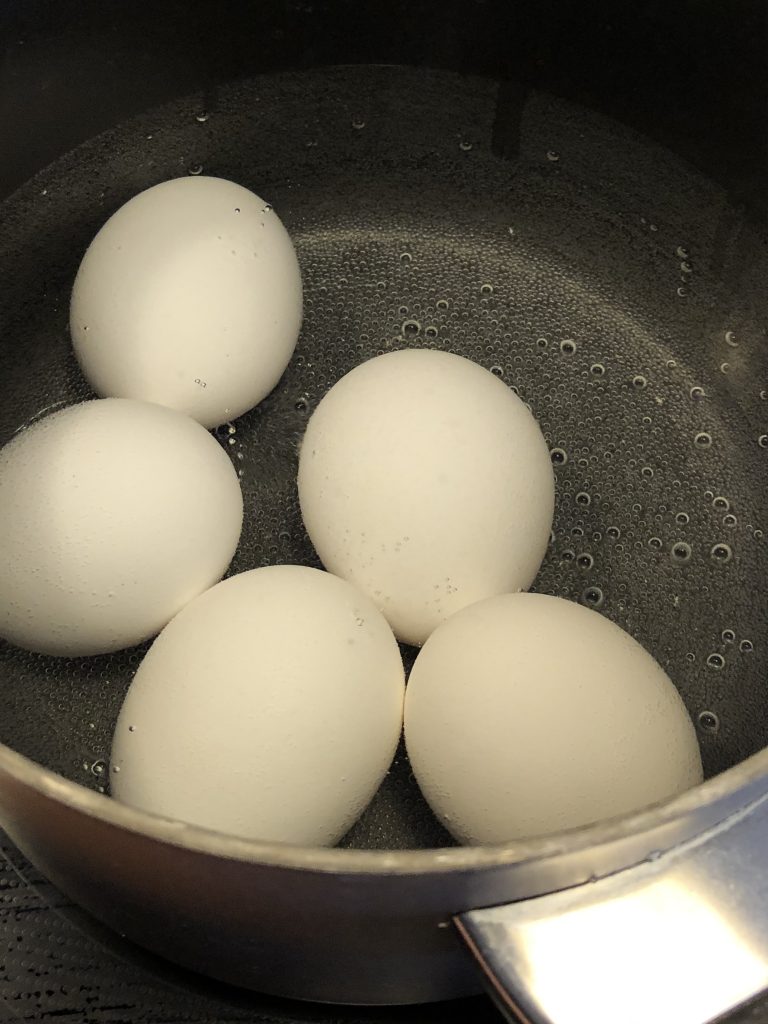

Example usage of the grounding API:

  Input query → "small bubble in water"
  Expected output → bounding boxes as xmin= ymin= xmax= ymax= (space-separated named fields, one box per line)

xmin=641 ymin=466 xmax=654 ymax=479
xmin=720 ymin=362 xmax=730 ymax=374
xmin=262 ymin=203 xmax=273 ymax=214
xmin=723 ymin=513 xmax=737 ymax=527
xmin=725 ymin=330 xmax=738 ymax=347
xmin=676 ymin=512 xmax=690 ymax=525
xmin=561 ymin=549 xmax=576 ymax=562
xmin=425 ymin=326 xmax=438 ymax=338
xmin=697 ymin=710 xmax=720 ymax=734
xmin=351 ymin=117 xmax=366 ymax=129
xmin=188 ymin=163 xmax=203 ymax=175
xmin=195 ymin=111 xmax=209 ymax=123
xmin=400 ymin=252 xmax=412 ymax=264
xmin=402 ymin=319 xmax=421 ymax=337
xmin=490 ymin=365 xmax=504 ymax=378
xmin=710 ymin=543 xmax=732 ymax=563
xmin=755 ymin=528 xmax=764 ymax=539
xmin=680 ymin=260 xmax=693 ymax=274
xmin=90 ymin=760 xmax=106 ymax=777
xmin=577 ymin=553 xmax=594 ymax=570
xmin=550 ymin=447 xmax=568 ymax=465
xmin=706 ymin=653 xmax=725 ymax=670
xmin=536 ymin=337 xmax=549 ymax=349
xmin=436 ymin=298 xmax=448 ymax=310
xmin=713 ymin=496 xmax=729 ymax=511
xmin=740 ymin=639 xmax=754 ymax=653
xmin=648 ymin=536 xmax=663 ymax=550
xmin=694 ymin=432 xmax=712 ymax=448
xmin=294 ymin=396 xmax=310 ymax=414
xmin=722 ymin=629 xmax=736 ymax=643
xmin=560 ymin=339 xmax=576 ymax=355
xmin=128 ymin=725 xmax=136 ymax=732
xmin=576 ymin=491 xmax=591 ymax=506
xmin=758 ymin=435 xmax=768 ymax=448
xmin=546 ymin=150 xmax=560 ymax=162
xmin=606 ymin=526 xmax=621 ymax=539
xmin=760 ymin=389 xmax=767 ymax=401
xmin=632 ymin=374 xmax=647 ymax=389
xmin=676 ymin=286 xmax=688 ymax=297
xmin=590 ymin=363 xmax=605 ymax=376
xmin=671 ymin=541 xmax=692 ymax=562
xmin=459 ymin=139 xmax=473 ymax=151
xmin=480 ymin=283 xmax=494 ymax=295
xmin=690 ymin=386 xmax=705 ymax=400
xmin=112 ymin=765 xmax=121 ymax=774
xmin=686 ymin=652 xmax=696 ymax=662
xmin=581 ymin=586 xmax=604 ymax=608
xmin=675 ymin=245 xmax=689 ymax=259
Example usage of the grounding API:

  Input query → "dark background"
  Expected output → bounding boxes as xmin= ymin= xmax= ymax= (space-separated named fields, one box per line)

xmin=1 ymin=1 xmax=767 ymax=1021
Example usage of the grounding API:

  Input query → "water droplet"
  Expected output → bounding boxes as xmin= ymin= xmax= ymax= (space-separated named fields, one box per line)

xmin=712 ymin=496 xmax=730 ymax=512
xmin=112 ymin=765 xmax=121 ymax=774
xmin=723 ymin=513 xmax=737 ymax=527
xmin=577 ymin=553 xmax=594 ymax=570
xmin=560 ymin=339 xmax=576 ymax=355
xmin=580 ymin=586 xmax=604 ymax=608
xmin=710 ymin=543 xmax=732 ymax=563
xmin=425 ymin=326 xmax=438 ymax=338
xmin=590 ymin=363 xmax=605 ymax=376
xmin=400 ymin=252 xmax=412 ymax=264
xmin=694 ymin=432 xmax=712 ymax=448
xmin=351 ymin=117 xmax=366 ymax=130
xmin=697 ymin=710 xmax=720 ymax=734
xmin=561 ymin=549 xmax=576 ymax=563
xmin=458 ymin=139 xmax=473 ymax=152
xmin=676 ymin=512 xmax=690 ymax=525
xmin=740 ymin=639 xmax=754 ymax=653
xmin=546 ymin=150 xmax=560 ymax=162
xmin=760 ymin=389 xmax=768 ymax=401
xmin=90 ymin=760 xmax=106 ymax=777
xmin=550 ymin=447 xmax=568 ymax=465
xmin=725 ymin=330 xmax=738 ymax=347
xmin=641 ymin=466 xmax=654 ymax=479
xmin=722 ymin=629 xmax=736 ymax=643
xmin=632 ymin=374 xmax=647 ymax=389
xmin=671 ymin=542 xmax=692 ymax=563
xmin=606 ymin=526 xmax=621 ymax=539
xmin=649 ymin=223 xmax=658 ymax=232
xmin=676 ymin=286 xmax=688 ymax=297
xmin=648 ymin=536 xmax=663 ymax=550
xmin=706 ymin=653 xmax=725 ymax=670
xmin=480 ymin=283 xmax=494 ymax=296
xmin=675 ymin=246 xmax=689 ymax=259
xmin=436 ymin=298 xmax=448 ymax=310
xmin=686 ymin=652 xmax=696 ymax=662
xmin=402 ymin=319 xmax=421 ymax=337
xmin=576 ymin=491 xmax=591 ymax=506
xmin=720 ymin=362 xmax=730 ymax=374
xmin=690 ymin=386 xmax=705 ymax=400
xmin=758 ymin=435 xmax=768 ymax=448
xmin=195 ymin=111 xmax=209 ymax=123
xmin=128 ymin=725 xmax=136 ymax=732
xmin=188 ymin=163 xmax=203 ymax=175
xmin=262 ymin=203 xmax=273 ymax=214
xmin=294 ymin=396 xmax=310 ymax=414
xmin=490 ymin=365 xmax=504 ymax=378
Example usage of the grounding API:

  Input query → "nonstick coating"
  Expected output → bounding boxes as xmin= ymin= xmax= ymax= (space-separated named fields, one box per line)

xmin=0 ymin=66 xmax=767 ymax=851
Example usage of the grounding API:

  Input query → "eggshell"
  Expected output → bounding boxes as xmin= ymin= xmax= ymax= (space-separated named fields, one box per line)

xmin=111 ymin=565 xmax=405 ymax=846
xmin=70 ymin=176 xmax=302 ymax=428
xmin=404 ymin=592 xmax=703 ymax=844
xmin=298 ymin=349 xmax=555 ymax=645
xmin=0 ymin=398 xmax=243 ymax=656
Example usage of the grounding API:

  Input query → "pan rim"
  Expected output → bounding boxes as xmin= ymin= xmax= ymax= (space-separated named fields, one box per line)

xmin=2 ymin=740 xmax=767 ymax=877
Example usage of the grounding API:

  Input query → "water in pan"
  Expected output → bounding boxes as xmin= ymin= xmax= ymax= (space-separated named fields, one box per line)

xmin=0 ymin=67 xmax=766 ymax=850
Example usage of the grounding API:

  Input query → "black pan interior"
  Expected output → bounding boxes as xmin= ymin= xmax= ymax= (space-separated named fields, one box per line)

xmin=0 ymin=66 xmax=767 ymax=850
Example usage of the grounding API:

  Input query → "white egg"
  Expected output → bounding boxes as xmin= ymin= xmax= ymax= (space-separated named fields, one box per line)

xmin=297 ymin=349 xmax=555 ymax=646
xmin=111 ymin=566 xmax=405 ymax=846
xmin=0 ymin=398 xmax=243 ymax=657
xmin=70 ymin=176 xmax=303 ymax=429
xmin=404 ymin=593 xmax=703 ymax=844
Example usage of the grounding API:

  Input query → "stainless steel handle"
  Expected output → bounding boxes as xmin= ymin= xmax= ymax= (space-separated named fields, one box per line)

xmin=456 ymin=792 xmax=768 ymax=1024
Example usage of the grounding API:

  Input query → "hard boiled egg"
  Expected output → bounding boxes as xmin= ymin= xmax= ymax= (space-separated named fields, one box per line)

xmin=298 ymin=349 xmax=555 ymax=646
xmin=0 ymin=398 xmax=243 ymax=657
xmin=70 ymin=176 xmax=302 ymax=429
xmin=404 ymin=592 xmax=703 ymax=844
xmin=111 ymin=565 xmax=405 ymax=846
